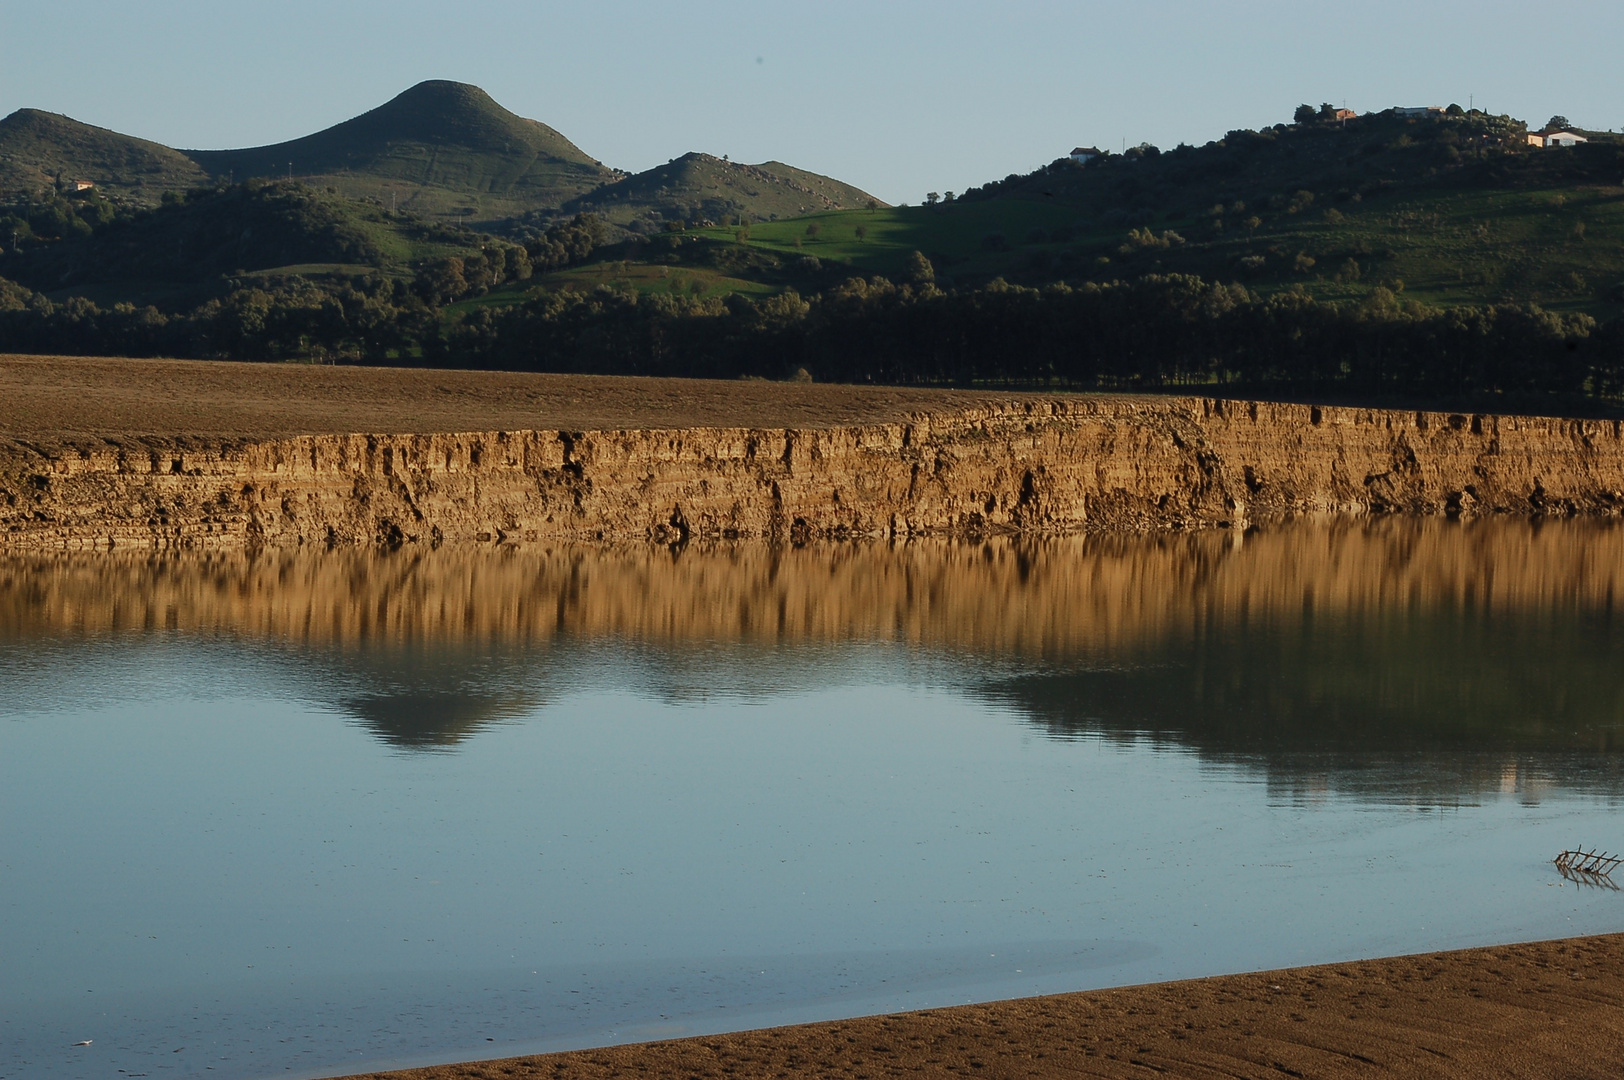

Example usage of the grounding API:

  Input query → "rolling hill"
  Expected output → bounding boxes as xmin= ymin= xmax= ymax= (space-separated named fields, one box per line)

xmin=0 ymin=108 xmax=209 ymax=201
xmin=562 ymin=152 xmax=884 ymax=230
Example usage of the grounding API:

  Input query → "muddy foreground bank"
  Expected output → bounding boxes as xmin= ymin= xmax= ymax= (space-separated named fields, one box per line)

xmin=3 ymin=354 xmax=1623 ymax=550
xmin=331 ymin=934 xmax=1624 ymax=1080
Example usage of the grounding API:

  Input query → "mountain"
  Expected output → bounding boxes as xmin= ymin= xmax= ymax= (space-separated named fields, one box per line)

xmin=0 ymin=82 xmax=882 ymax=232
xmin=564 ymin=152 xmax=884 ymax=229
xmin=0 ymin=109 xmax=208 ymax=200
xmin=186 ymin=81 xmax=617 ymax=223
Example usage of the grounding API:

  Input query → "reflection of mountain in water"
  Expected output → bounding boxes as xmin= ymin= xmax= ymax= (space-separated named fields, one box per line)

xmin=340 ymin=690 xmax=527 ymax=748
xmin=2 ymin=519 xmax=1622 ymax=795
xmin=980 ymin=609 xmax=1624 ymax=802
xmin=270 ymin=644 xmax=548 ymax=749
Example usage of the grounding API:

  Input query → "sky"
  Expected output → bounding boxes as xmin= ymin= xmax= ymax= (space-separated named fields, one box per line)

xmin=3 ymin=1 xmax=1622 ymax=205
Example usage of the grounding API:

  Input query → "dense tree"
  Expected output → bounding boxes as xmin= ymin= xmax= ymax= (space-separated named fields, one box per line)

xmin=905 ymin=251 xmax=935 ymax=285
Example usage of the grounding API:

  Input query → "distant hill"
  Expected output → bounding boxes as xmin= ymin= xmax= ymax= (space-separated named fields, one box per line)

xmin=563 ymin=152 xmax=884 ymax=230
xmin=0 ymin=109 xmax=208 ymax=200
xmin=187 ymin=81 xmax=618 ymax=224
xmin=0 ymin=81 xmax=881 ymax=232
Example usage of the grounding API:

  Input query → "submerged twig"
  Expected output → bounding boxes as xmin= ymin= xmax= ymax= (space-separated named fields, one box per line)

xmin=1555 ymin=848 xmax=1622 ymax=888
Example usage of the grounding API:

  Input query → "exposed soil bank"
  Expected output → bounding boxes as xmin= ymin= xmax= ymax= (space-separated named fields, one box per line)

xmin=3 ymin=355 xmax=1623 ymax=549
xmin=332 ymin=933 xmax=1624 ymax=1080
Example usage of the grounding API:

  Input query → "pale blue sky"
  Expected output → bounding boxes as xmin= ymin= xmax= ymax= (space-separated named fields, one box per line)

xmin=3 ymin=1 xmax=1620 ymax=204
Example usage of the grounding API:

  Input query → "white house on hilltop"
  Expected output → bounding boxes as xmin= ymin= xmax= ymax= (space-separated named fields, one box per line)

xmin=1070 ymin=146 xmax=1101 ymax=164
xmin=1527 ymin=130 xmax=1588 ymax=148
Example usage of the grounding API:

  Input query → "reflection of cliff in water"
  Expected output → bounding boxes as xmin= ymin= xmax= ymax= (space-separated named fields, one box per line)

xmin=1 ymin=518 xmax=1621 ymax=790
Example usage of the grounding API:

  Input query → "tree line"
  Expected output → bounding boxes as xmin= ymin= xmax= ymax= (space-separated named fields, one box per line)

xmin=2 ymin=258 xmax=1620 ymax=406
xmin=437 ymin=272 xmax=1621 ymax=402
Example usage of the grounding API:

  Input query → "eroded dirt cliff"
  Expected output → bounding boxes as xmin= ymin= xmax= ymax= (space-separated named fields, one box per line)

xmin=2 ymin=397 xmax=1622 ymax=550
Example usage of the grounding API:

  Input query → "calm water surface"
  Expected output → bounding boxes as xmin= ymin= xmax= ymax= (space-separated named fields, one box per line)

xmin=2 ymin=520 xmax=1622 ymax=1079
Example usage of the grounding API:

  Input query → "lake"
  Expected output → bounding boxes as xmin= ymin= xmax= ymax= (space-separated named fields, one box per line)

xmin=3 ymin=518 xmax=1622 ymax=1079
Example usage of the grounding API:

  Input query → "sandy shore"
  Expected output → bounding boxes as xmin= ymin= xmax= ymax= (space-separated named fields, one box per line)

xmin=331 ymin=934 xmax=1624 ymax=1080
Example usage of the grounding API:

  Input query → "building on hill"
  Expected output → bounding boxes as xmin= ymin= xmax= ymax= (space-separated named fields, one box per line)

xmin=1393 ymin=106 xmax=1444 ymax=118
xmin=1070 ymin=146 xmax=1101 ymax=164
xmin=66 ymin=180 xmax=95 ymax=192
xmin=1333 ymin=109 xmax=1357 ymax=122
xmin=1527 ymin=130 xmax=1588 ymax=148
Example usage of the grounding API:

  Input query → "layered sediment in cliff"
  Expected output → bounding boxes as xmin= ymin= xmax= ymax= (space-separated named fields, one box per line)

xmin=3 ymin=397 xmax=1622 ymax=550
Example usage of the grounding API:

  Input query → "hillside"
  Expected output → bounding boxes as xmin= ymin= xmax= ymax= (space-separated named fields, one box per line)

xmin=186 ymin=81 xmax=618 ymax=224
xmin=0 ymin=109 xmax=209 ymax=201
xmin=562 ymin=152 xmax=884 ymax=230
xmin=0 ymin=181 xmax=485 ymax=310
xmin=563 ymin=107 xmax=1624 ymax=319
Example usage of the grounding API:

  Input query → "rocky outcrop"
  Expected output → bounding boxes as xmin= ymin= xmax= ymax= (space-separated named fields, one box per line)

xmin=2 ymin=397 xmax=1622 ymax=550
